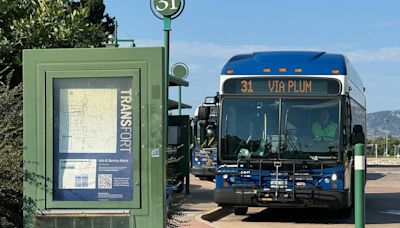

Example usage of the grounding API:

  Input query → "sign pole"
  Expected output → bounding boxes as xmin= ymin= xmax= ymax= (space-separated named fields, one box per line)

xmin=178 ymin=86 xmax=182 ymax=115
xmin=355 ymin=143 xmax=365 ymax=228
xmin=164 ymin=16 xmax=171 ymax=145
xmin=151 ymin=0 xmax=185 ymax=119
xmin=171 ymin=62 xmax=189 ymax=116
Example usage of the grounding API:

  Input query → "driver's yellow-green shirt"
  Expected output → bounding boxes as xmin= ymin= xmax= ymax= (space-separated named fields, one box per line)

xmin=312 ymin=121 xmax=337 ymax=139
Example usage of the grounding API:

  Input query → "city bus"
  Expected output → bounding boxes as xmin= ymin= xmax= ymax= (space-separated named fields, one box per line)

xmin=201 ymin=51 xmax=366 ymax=216
xmin=191 ymin=96 xmax=219 ymax=181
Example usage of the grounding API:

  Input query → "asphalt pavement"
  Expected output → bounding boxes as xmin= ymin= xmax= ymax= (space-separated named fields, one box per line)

xmin=182 ymin=167 xmax=400 ymax=228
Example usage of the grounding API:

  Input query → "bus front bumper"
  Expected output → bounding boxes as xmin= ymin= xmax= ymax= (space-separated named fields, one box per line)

xmin=191 ymin=166 xmax=215 ymax=177
xmin=214 ymin=188 xmax=350 ymax=209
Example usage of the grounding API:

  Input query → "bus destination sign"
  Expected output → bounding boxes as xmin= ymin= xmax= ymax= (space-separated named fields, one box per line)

xmin=223 ymin=77 xmax=340 ymax=95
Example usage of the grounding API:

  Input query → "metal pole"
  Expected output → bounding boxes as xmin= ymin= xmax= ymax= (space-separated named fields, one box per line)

xmin=115 ymin=20 xmax=119 ymax=47
xmin=375 ymin=144 xmax=378 ymax=159
xmin=178 ymin=86 xmax=181 ymax=115
xmin=384 ymin=119 xmax=389 ymax=156
xmin=164 ymin=17 xmax=171 ymax=113
xmin=355 ymin=143 xmax=365 ymax=228
xmin=163 ymin=17 xmax=171 ymax=194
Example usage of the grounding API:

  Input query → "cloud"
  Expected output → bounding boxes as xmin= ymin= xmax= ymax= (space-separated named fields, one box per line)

xmin=344 ymin=47 xmax=400 ymax=62
xmin=134 ymin=39 xmax=400 ymax=113
xmin=136 ymin=39 xmax=400 ymax=63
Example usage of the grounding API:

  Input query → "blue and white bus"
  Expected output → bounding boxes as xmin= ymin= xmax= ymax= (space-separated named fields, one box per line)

xmin=191 ymin=96 xmax=219 ymax=181
xmin=202 ymin=51 xmax=366 ymax=216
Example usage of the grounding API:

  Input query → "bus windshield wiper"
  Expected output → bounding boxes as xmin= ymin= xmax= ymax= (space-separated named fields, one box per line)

xmin=309 ymin=155 xmax=338 ymax=160
xmin=306 ymin=151 xmax=338 ymax=160
xmin=282 ymin=109 xmax=298 ymax=152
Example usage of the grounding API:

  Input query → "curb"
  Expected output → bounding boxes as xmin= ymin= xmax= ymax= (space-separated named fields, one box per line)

xmin=198 ymin=207 xmax=233 ymax=224
xmin=367 ymin=165 xmax=400 ymax=168
xmin=194 ymin=212 xmax=217 ymax=228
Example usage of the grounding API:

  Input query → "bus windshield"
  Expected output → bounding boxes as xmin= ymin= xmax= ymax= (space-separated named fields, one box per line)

xmin=220 ymin=98 xmax=340 ymax=161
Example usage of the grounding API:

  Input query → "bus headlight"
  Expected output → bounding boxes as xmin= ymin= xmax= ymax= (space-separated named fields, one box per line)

xmin=223 ymin=174 xmax=229 ymax=179
xmin=331 ymin=173 xmax=338 ymax=181
xmin=324 ymin=177 xmax=330 ymax=184
xmin=229 ymin=176 xmax=235 ymax=182
xmin=194 ymin=157 xmax=198 ymax=161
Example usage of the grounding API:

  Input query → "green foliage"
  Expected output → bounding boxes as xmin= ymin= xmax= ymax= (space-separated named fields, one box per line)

xmin=0 ymin=0 xmax=115 ymax=85
xmin=166 ymin=148 xmax=188 ymax=227
xmin=0 ymin=74 xmax=23 ymax=228
xmin=12 ymin=0 xmax=107 ymax=49
xmin=166 ymin=193 xmax=188 ymax=228
xmin=0 ymin=1 xmax=114 ymax=227
xmin=367 ymin=136 xmax=400 ymax=155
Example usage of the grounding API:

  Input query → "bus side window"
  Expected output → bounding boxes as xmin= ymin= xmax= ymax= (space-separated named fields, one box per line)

xmin=344 ymin=98 xmax=352 ymax=146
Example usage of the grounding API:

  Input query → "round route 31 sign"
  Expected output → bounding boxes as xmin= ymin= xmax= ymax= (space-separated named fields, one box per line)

xmin=151 ymin=0 xmax=185 ymax=19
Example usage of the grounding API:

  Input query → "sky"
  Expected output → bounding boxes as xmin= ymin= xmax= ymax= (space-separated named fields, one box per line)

xmin=104 ymin=0 xmax=400 ymax=114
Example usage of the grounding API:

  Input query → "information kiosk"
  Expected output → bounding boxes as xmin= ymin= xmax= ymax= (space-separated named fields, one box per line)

xmin=23 ymin=47 xmax=166 ymax=228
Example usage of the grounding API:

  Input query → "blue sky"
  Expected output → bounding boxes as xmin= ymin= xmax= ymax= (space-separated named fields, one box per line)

xmin=104 ymin=0 xmax=400 ymax=114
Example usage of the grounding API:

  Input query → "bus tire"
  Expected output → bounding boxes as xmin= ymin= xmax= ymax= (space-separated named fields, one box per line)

xmin=206 ymin=177 xmax=214 ymax=182
xmin=233 ymin=207 xmax=248 ymax=215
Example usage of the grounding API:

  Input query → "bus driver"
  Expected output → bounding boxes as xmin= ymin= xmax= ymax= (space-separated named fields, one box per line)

xmin=312 ymin=110 xmax=337 ymax=141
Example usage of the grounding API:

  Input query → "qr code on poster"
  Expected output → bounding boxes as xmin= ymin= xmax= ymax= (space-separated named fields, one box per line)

xmin=98 ymin=174 xmax=112 ymax=189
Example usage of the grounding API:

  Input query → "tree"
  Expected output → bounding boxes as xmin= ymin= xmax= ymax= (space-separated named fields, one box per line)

xmin=0 ymin=0 xmax=115 ymax=86
xmin=0 ymin=1 xmax=115 ymax=227
xmin=0 ymin=75 xmax=23 ymax=228
xmin=368 ymin=136 xmax=400 ymax=155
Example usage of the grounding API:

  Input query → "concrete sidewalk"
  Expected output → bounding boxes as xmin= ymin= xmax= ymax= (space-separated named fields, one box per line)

xmin=181 ymin=176 xmax=218 ymax=228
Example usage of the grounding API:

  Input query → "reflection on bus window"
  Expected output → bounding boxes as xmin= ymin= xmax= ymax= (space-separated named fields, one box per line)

xmin=221 ymin=98 xmax=340 ymax=160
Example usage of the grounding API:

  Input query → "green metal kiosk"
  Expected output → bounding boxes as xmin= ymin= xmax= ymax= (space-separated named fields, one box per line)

xmin=23 ymin=47 xmax=167 ymax=228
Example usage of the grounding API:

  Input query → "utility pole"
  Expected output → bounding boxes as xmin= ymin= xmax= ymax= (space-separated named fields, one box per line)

xmin=394 ymin=144 xmax=399 ymax=158
xmin=384 ymin=119 xmax=389 ymax=156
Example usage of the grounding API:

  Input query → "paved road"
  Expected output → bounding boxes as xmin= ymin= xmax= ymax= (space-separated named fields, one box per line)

xmin=183 ymin=167 xmax=400 ymax=228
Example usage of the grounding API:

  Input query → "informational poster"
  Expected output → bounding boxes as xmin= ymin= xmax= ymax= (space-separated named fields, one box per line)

xmin=53 ymin=77 xmax=134 ymax=201
xmin=58 ymin=159 xmax=97 ymax=189
xmin=59 ymin=89 xmax=117 ymax=154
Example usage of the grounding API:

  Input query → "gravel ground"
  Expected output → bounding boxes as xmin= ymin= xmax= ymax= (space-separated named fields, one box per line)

xmin=367 ymin=157 xmax=400 ymax=166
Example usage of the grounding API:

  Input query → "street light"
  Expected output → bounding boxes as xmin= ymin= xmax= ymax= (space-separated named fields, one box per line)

xmin=384 ymin=119 xmax=389 ymax=156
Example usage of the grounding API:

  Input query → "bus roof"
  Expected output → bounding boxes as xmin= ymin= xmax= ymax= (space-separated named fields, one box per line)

xmin=221 ymin=51 xmax=347 ymax=76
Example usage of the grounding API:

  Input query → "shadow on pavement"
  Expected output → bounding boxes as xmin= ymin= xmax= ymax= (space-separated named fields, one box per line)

xmin=202 ymin=207 xmax=233 ymax=223
xmin=366 ymin=192 xmax=400 ymax=224
xmin=240 ymin=192 xmax=400 ymax=224
xmin=189 ymin=184 xmax=203 ymax=190
xmin=242 ymin=208 xmax=353 ymax=224
xmin=184 ymin=183 xmax=215 ymax=205
xmin=367 ymin=172 xmax=385 ymax=181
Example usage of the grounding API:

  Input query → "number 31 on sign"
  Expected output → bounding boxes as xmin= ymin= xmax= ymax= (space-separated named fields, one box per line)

xmin=153 ymin=0 xmax=182 ymax=17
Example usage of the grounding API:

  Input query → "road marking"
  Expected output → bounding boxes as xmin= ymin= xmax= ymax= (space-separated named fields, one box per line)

xmin=380 ymin=210 xmax=400 ymax=215
xmin=369 ymin=171 xmax=400 ymax=174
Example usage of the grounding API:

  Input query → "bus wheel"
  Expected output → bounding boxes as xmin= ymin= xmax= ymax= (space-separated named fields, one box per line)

xmin=233 ymin=207 xmax=248 ymax=215
xmin=206 ymin=177 xmax=214 ymax=182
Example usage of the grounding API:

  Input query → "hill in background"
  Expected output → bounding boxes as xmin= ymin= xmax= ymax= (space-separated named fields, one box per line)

xmin=367 ymin=110 xmax=400 ymax=138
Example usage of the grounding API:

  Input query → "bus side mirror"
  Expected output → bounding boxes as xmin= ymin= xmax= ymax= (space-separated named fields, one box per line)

xmin=352 ymin=125 xmax=365 ymax=144
xmin=198 ymin=106 xmax=210 ymax=120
